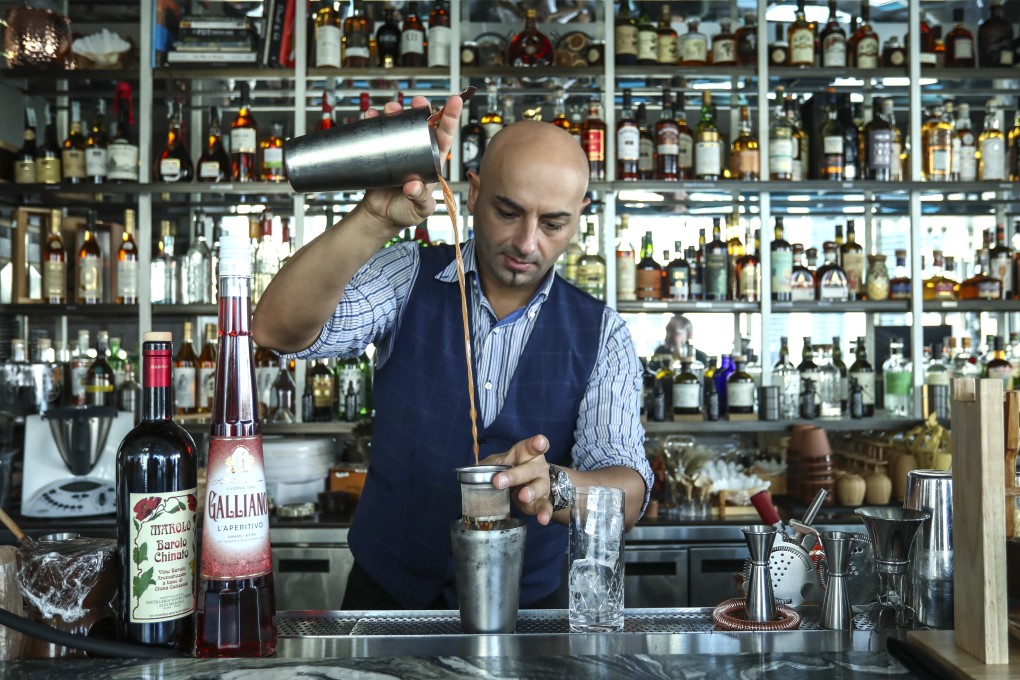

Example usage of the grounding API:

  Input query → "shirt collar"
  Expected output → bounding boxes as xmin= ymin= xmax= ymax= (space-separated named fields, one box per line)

xmin=435 ymin=239 xmax=558 ymax=311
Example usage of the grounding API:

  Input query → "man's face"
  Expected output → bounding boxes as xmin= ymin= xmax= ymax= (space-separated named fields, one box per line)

xmin=467 ymin=165 xmax=588 ymax=295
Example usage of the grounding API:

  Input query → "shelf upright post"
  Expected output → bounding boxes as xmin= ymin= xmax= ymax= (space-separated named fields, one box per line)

xmin=138 ymin=0 xmax=155 ymax=335
xmin=603 ymin=0 xmax=616 ymax=186
xmin=907 ymin=0 xmax=923 ymax=417
xmin=602 ymin=0 xmax=617 ymax=310
xmin=292 ymin=0 xmax=309 ymax=423
xmin=449 ymin=0 xmax=462 ymax=182
xmin=757 ymin=0 xmax=771 ymax=386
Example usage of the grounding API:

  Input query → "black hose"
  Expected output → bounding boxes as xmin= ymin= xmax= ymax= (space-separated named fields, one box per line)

xmin=0 ymin=606 xmax=182 ymax=659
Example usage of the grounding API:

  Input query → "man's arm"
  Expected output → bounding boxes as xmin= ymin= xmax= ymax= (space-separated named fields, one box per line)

xmin=252 ymin=93 xmax=463 ymax=354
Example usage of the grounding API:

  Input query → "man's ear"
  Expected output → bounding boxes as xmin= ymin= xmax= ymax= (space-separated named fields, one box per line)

xmin=466 ymin=170 xmax=480 ymax=212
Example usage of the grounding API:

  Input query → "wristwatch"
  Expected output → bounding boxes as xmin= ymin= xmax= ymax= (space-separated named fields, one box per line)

xmin=548 ymin=464 xmax=575 ymax=512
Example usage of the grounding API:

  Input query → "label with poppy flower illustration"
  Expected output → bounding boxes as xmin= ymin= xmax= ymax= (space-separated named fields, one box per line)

xmin=128 ymin=489 xmax=198 ymax=622
xmin=200 ymin=436 xmax=272 ymax=579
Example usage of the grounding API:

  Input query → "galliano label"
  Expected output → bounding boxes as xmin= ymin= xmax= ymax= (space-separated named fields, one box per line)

xmin=201 ymin=436 xmax=272 ymax=579
xmin=128 ymin=489 xmax=198 ymax=622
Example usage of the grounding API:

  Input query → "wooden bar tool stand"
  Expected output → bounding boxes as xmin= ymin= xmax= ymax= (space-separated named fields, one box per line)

xmin=907 ymin=379 xmax=1019 ymax=677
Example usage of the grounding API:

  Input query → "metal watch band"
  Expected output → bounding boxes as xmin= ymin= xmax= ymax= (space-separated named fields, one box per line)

xmin=548 ymin=463 xmax=574 ymax=512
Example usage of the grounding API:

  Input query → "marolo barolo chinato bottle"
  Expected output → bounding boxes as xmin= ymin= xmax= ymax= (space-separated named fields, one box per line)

xmin=196 ymin=234 xmax=276 ymax=657
xmin=116 ymin=331 xmax=198 ymax=651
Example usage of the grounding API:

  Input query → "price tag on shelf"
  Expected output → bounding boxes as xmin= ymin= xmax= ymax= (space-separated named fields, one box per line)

xmin=694 ymin=301 xmax=713 ymax=309
xmin=941 ymin=301 xmax=958 ymax=309
xmin=643 ymin=301 xmax=668 ymax=309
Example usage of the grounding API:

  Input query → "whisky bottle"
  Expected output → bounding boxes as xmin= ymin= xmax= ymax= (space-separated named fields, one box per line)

xmin=35 ymin=104 xmax=61 ymax=184
xmin=480 ymin=82 xmax=504 ymax=142
xmin=615 ymin=215 xmax=637 ymax=301
xmin=786 ymin=95 xmax=808 ymax=182
xmin=769 ymin=21 xmax=789 ymax=67
xmin=694 ymin=92 xmax=722 ymax=181
xmin=839 ymin=94 xmax=861 ymax=180
xmin=42 ymin=209 xmax=66 ymax=304
xmin=979 ymin=100 xmax=1007 ymax=181
xmin=654 ymin=89 xmax=680 ymax=180
xmin=399 ymin=2 xmax=427 ymax=67
xmin=840 ymin=221 xmax=865 ymax=300
xmin=635 ymin=231 xmax=662 ymax=301
xmin=507 ymin=8 xmax=552 ymax=67
xmin=815 ymin=242 xmax=849 ymax=301
xmin=989 ymin=224 xmax=1013 ymax=297
xmin=921 ymin=103 xmax=953 ymax=180
xmin=636 ymin=9 xmax=658 ymax=65
xmin=959 ymin=248 xmax=1002 ymax=300
xmin=889 ymin=249 xmax=912 ymax=299
xmin=375 ymin=8 xmax=400 ymax=68
xmin=173 ymin=321 xmax=200 ymax=415
xmin=253 ymin=209 xmax=280 ymax=305
xmin=676 ymin=92 xmax=696 ymax=179
xmin=157 ymin=101 xmax=194 ymax=182
xmin=820 ymin=0 xmax=845 ymax=68
xmin=773 ymin=337 xmax=800 ymax=419
xmin=230 ymin=84 xmax=258 ymax=182
xmin=672 ymin=353 xmax=701 ymax=416
xmin=576 ymin=222 xmax=606 ymax=300
xmin=198 ymin=107 xmax=231 ymax=182
xmin=61 ymin=101 xmax=86 ymax=184
xmin=427 ymin=0 xmax=451 ymax=68
xmin=850 ymin=2 xmax=879 ymax=68
xmin=863 ymin=98 xmax=893 ymax=181
xmin=260 ymin=122 xmax=286 ymax=182
xmin=727 ymin=355 xmax=755 ymax=415
xmin=341 ymin=0 xmax=371 ymax=67
xmin=704 ymin=217 xmax=728 ymax=301
xmin=78 ymin=210 xmax=104 ymax=304
xmin=615 ymin=0 xmax=639 ymax=65
xmin=771 ymin=217 xmax=793 ymax=302
xmin=945 ymin=8 xmax=975 ymax=67
xmin=730 ymin=104 xmax=760 ymax=180
xmin=848 ymin=337 xmax=875 ymax=417
xmin=711 ymin=19 xmax=736 ymax=66
xmin=313 ymin=0 xmax=341 ymax=68
xmin=107 ymin=83 xmax=139 ymax=183
xmin=735 ymin=229 xmax=760 ymax=302
xmin=819 ymin=88 xmax=844 ymax=180
xmin=978 ymin=0 xmax=1014 ymax=68
xmin=690 ymin=233 xmax=705 ymax=301
xmin=922 ymin=249 xmax=958 ymax=300
xmin=678 ymin=17 xmax=707 ymax=67
xmin=788 ymin=0 xmax=814 ymax=67
xmin=616 ymin=89 xmax=640 ymax=181
xmin=14 ymin=107 xmax=37 ymax=184
xmin=580 ymin=99 xmax=606 ymax=181
xmin=769 ymin=88 xmax=795 ymax=180
xmin=84 ymin=100 xmax=109 ymax=184
xmin=116 ymin=209 xmax=139 ymax=305
xmin=152 ymin=220 xmax=177 ymax=305
xmin=665 ymin=241 xmax=690 ymax=301
xmin=791 ymin=245 xmax=816 ymax=301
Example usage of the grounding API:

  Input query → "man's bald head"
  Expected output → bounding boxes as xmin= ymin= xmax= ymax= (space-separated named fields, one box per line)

xmin=478 ymin=121 xmax=590 ymax=203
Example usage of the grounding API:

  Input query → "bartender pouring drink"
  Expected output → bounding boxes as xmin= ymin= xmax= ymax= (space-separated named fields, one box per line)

xmin=253 ymin=94 xmax=652 ymax=610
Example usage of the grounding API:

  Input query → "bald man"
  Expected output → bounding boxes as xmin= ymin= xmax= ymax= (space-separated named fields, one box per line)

xmin=253 ymin=95 xmax=651 ymax=611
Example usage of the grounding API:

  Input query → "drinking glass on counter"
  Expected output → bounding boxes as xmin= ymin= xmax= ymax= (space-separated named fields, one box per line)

xmin=568 ymin=486 xmax=625 ymax=632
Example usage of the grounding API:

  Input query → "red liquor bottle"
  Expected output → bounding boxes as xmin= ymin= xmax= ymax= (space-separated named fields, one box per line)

xmin=116 ymin=331 xmax=198 ymax=651
xmin=196 ymin=234 xmax=277 ymax=657
xmin=507 ymin=8 xmax=553 ymax=66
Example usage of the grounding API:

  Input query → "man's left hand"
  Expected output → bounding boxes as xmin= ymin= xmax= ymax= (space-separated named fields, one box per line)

xmin=481 ymin=434 xmax=557 ymax=526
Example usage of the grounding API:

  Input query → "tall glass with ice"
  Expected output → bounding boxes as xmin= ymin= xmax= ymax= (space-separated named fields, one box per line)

xmin=567 ymin=486 xmax=625 ymax=632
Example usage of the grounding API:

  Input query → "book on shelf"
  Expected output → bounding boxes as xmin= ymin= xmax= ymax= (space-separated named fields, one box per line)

xmin=175 ymin=43 xmax=257 ymax=53
xmin=179 ymin=16 xmax=255 ymax=31
xmin=166 ymin=50 xmax=258 ymax=64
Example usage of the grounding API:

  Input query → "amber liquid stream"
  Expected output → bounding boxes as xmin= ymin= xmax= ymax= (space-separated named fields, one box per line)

xmin=438 ymin=177 xmax=480 ymax=465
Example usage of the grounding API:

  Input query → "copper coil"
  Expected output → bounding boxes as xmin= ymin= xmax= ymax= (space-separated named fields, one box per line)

xmin=711 ymin=597 xmax=802 ymax=631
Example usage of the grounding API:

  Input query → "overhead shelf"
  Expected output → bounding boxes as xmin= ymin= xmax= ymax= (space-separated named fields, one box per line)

xmin=642 ymin=412 xmax=921 ymax=435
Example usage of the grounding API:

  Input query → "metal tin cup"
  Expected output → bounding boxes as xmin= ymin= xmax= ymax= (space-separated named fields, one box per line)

xmin=450 ymin=518 xmax=526 ymax=634
xmin=904 ymin=469 xmax=953 ymax=629
xmin=758 ymin=386 xmax=780 ymax=421
xmin=284 ymin=106 xmax=441 ymax=193
xmin=568 ymin=486 xmax=625 ymax=632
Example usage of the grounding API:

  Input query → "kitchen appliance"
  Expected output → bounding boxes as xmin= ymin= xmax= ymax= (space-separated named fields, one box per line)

xmin=20 ymin=406 xmax=130 ymax=517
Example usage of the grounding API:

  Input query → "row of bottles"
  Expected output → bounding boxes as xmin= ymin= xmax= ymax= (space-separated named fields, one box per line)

xmin=296 ymin=354 xmax=373 ymax=424
xmin=614 ymin=0 xmax=1016 ymax=70
xmin=313 ymin=0 xmax=450 ymax=69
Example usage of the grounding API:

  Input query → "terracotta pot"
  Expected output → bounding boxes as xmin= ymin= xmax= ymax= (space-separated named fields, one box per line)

xmin=788 ymin=424 xmax=816 ymax=454
xmin=800 ymin=427 xmax=832 ymax=458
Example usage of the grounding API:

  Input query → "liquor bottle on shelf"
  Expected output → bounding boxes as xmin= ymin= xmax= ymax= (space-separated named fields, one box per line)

xmin=769 ymin=21 xmax=788 ymax=67
xmin=665 ymin=241 xmax=690 ymax=301
xmin=678 ymin=17 xmax=708 ymax=67
xmin=196 ymin=233 xmax=277 ymax=658
xmin=838 ymin=94 xmax=861 ymax=180
xmin=116 ymin=209 xmax=138 ymax=305
xmin=580 ymin=99 xmax=606 ymax=181
xmin=675 ymin=93 xmax=695 ymax=178
xmin=945 ymin=8 xmax=975 ymax=68
xmin=770 ymin=217 xmax=793 ymax=302
xmin=979 ymin=100 xmax=1007 ymax=181
xmin=116 ymin=331 xmax=197 ymax=651
xmin=43 ymin=209 xmax=65 ymax=304
xmin=616 ymin=89 xmax=640 ymax=181
xmin=198 ymin=107 xmax=231 ymax=182
xmin=635 ymin=231 xmax=661 ymax=301
xmin=614 ymin=0 xmax=638 ymax=65
xmin=814 ymin=344 xmax=840 ymax=418
xmin=712 ymin=18 xmax=736 ymax=66
xmin=921 ymin=103 xmax=952 ymax=181
xmin=375 ymin=8 xmax=400 ymax=68
xmin=769 ymin=88 xmax=795 ymax=180
xmin=157 ymin=101 xmax=193 ymax=183
xmin=727 ymin=355 xmax=755 ymax=416
xmin=35 ymin=104 xmax=61 ymax=184
xmin=173 ymin=321 xmax=199 ymax=415
xmin=786 ymin=95 xmax=807 ymax=182
xmin=989 ymin=224 xmax=1013 ymax=297
xmin=14 ymin=107 xmax=37 ymax=184
xmin=337 ymin=356 xmax=364 ymax=422
xmin=951 ymin=102 xmax=978 ymax=182
xmin=735 ymin=229 xmax=760 ymax=302
xmin=672 ymin=352 xmax=701 ymax=417
xmin=654 ymin=89 xmax=680 ymax=180
xmin=847 ymin=337 xmax=875 ymax=417
xmin=637 ymin=9 xmax=657 ymax=65
xmin=183 ymin=212 xmax=213 ymax=304
xmin=576 ymin=221 xmax=606 ymax=300
xmin=864 ymin=98 xmax=893 ymax=181
xmin=797 ymin=338 xmax=819 ymax=409
xmin=883 ymin=339 xmax=913 ymax=417
xmin=819 ymin=88 xmax=844 ymax=181
xmin=198 ymin=323 xmax=217 ymax=414
xmin=152 ymin=220 xmax=177 ymax=305
xmin=252 ymin=209 xmax=280 ymax=305
xmin=86 ymin=330 xmax=116 ymax=407
xmin=730 ymin=103 xmax=759 ymax=181
xmin=550 ymin=86 xmax=571 ymax=133
xmin=306 ymin=359 xmax=335 ymax=422
xmin=979 ymin=0 xmax=1014 ymax=67
xmin=61 ymin=101 xmax=86 ymax=184
xmin=689 ymin=234 xmax=704 ymax=300
xmin=735 ymin=11 xmax=756 ymax=65
xmin=616 ymin=215 xmax=637 ymax=302
xmin=85 ymin=100 xmax=109 ymax=184
xmin=788 ymin=0 xmax=814 ymax=67
xmin=922 ymin=250 xmax=957 ymax=300
xmin=480 ymin=82 xmax=503 ymax=142
xmin=507 ymin=8 xmax=551 ymax=67
xmin=849 ymin=2 xmax=879 ymax=68
xmin=562 ymin=228 xmax=583 ymax=284
xmin=820 ymin=0 xmax=845 ymax=68
xmin=655 ymin=5 xmax=678 ymax=65
xmin=270 ymin=358 xmax=297 ymax=423
xmin=315 ymin=94 xmax=334 ymax=133
xmin=313 ymin=0 xmax=341 ymax=68
xmin=832 ymin=336 xmax=848 ymax=413
xmin=260 ymin=122 xmax=286 ymax=182
xmin=399 ymin=2 xmax=427 ymax=67
xmin=694 ymin=92 xmax=721 ymax=181
xmin=254 ymin=346 xmax=276 ymax=420
xmin=889 ymin=249 xmax=911 ymax=299
xmin=790 ymin=245 xmax=816 ymax=301
xmin=958 ymin=248 xmax=1001 ymax=300
xmin=461 ymin=104 xmax=485 ymax=177
xmin=770 ymin=338 xmax=797 ymax=419
xmin=230 ymin=85 xmax=258 ymax=182
xmin=726 ymin=218 xmax=744 ymax=300
xmin=840 ymin=221 xmax=865 ymax=300
xmin=342 ymin=0 xmax=370 ymax=67
xmin=986 ymin=337 xmax=1013 ymax=389
xmin=1007 ymin=103 xmax=1020 ymax=181
xmin=427 ymin=0 xmax=451 ymax=68
xmin=78 ymin=210 xmax=103 ymax=304
xmin=703 ymin=217 xmax=728 ymax=301
xmin=107 ymin=83 xmax=139 ymax=183
xmin=67 ymin=330 xmax=90 ymax=406
xmin=816 ymin=242 xmax=849 ymax=301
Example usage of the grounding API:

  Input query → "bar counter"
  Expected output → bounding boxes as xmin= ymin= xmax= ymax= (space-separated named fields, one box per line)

xmin=0 ymin=608 xmax=919 ymax=679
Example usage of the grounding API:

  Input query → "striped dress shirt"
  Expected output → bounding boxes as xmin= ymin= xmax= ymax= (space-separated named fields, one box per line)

xmin=291 ymin=240 xmax=652 ymax=505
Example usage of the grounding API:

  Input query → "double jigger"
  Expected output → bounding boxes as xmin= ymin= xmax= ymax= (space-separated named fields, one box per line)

xmin=449 ymin=466 xmax=526 ymax=634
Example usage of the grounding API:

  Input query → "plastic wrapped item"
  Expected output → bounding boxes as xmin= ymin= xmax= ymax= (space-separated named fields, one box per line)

xmin=17 ymin=534 xmax=118 ymax=658
xmin=0 ymin=546 xmax=24 ymax=660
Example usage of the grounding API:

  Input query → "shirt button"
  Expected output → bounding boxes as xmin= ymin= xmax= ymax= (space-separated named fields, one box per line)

xmin=484 ymin=381 xmax=493 ymax=390
xmin=492 ymin=329 xmax=499 ymax=335
xmin=528 ymin=310 xmax=536 ymax=319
